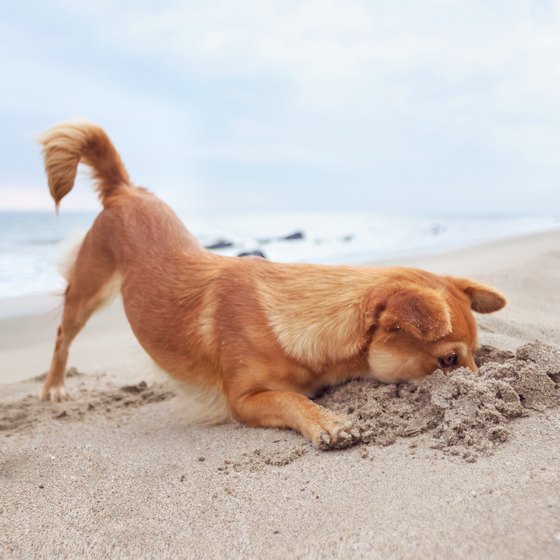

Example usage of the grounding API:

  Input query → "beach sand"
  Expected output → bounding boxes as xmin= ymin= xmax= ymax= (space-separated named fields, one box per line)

xmin=1 ymin=229 xmax=560 ymax=559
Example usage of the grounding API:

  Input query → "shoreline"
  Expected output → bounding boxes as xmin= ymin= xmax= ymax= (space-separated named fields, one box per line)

xmin=2 ymin=224 xmax=559 ymax=311
xmin=1 ymin=211 xmax=559 ymax=300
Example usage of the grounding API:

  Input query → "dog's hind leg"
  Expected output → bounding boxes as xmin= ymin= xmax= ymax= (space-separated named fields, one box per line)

xmin=41 ymin=230 xmax=118 ymax=401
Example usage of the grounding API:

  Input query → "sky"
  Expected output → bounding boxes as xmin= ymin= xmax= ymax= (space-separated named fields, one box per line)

xmin=1 ymin=0 xmax=559 ymax=215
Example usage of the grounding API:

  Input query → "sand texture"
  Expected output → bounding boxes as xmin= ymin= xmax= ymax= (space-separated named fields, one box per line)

xmin=320 ymin=341 xmax=559 ymax=461
xmin=1 ymin=229 xmax=560 ymax=559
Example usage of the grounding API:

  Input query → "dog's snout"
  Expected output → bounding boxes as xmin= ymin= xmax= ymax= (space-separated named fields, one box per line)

xmin=466 ymin=355 xmax=478 ymax=372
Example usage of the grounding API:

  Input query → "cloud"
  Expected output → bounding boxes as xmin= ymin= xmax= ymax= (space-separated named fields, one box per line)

xmin=2 ymin=0 xmax=560 ymax=212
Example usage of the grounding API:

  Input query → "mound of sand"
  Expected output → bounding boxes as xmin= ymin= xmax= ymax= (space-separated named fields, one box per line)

xmin=318 ymin=341 xmax=560 ymax=462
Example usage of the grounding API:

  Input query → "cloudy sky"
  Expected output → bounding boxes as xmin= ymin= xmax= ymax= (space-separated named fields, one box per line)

xmin=1 ymin=0 xmax=559 ymax=214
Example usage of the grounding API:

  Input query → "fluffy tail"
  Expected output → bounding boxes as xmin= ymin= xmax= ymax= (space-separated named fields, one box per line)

xmin=37 ymin=119 xmax=130 ymax=209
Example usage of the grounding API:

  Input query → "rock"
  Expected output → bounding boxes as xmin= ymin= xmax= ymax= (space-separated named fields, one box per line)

xmin=205 ymin=240 xmax=234 ymax=250
xmin=238 ymin=250 xmax=267 ymax=259
xmin=282 ymin=231 xmax=304 ymax=241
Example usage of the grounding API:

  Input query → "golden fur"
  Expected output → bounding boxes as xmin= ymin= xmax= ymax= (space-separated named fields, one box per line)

xmin=38 ymin=121 xmax=507 ymax=449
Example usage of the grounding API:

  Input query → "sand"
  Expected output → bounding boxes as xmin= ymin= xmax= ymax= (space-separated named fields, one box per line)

xmin=1 ymin=229 xmax=560 ymax=559
xmin=320 ymin=341 xmax=559 ymax=460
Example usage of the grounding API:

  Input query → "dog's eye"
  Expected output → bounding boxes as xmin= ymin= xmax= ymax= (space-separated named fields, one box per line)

xmin=437 ymin=353 xmax=458 ymax=369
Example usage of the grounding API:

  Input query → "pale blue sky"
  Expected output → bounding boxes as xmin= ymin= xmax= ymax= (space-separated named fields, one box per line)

xmin=1 ymin=0 xmax=559 ymax=214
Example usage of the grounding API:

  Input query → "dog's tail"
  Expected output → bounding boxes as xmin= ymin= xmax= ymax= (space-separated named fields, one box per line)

xmin=37 ymin=119 xmax=130 ymax=209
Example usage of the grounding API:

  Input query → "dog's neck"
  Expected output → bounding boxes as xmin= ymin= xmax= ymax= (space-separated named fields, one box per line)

xmin=256 ymin=264 xmax=377 ymax=367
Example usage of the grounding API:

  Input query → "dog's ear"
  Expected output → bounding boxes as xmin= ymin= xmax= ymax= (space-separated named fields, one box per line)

xmin=449 ymin=277 xmax=506 ymax=313
xmin=366 ymin=285 xmax=452 ymax=341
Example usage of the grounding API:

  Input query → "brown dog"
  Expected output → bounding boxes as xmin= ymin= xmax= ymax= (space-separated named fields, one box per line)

xmin=38 ymin=121 xmax=506 ymax=449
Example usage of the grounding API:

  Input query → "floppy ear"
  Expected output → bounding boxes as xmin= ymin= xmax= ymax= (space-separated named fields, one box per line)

xmin=367 ymin=285 xmax=452 ymax=341
xmin=450 ymin=277 xmax=506 ymax=313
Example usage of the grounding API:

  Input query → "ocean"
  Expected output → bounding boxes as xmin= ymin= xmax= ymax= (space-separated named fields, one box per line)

xmin=0 ymin=210 xmax=558 ymax=299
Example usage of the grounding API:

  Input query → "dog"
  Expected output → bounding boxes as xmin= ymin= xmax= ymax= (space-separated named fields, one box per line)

xmin=38 ymin=121 xmax=506 ymax=449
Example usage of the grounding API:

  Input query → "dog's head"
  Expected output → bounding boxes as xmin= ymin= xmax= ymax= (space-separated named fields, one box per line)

xmin=364 ymin=273 xmax=506 ymax=384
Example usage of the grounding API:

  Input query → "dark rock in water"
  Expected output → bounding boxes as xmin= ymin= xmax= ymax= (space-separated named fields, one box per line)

xmin=282 ymin=231 xmax=305 ymax=241
xmin=342 ymin=235 xmax=354 ymax=242
xmin=205 ymin=239 xmax=234 ymax=250
xmin=238 ymin=250 xmax=267 ymax=259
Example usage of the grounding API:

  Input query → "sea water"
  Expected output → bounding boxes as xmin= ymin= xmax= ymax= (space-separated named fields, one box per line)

xmin=0 ymin=210 xmax=558 ymax=299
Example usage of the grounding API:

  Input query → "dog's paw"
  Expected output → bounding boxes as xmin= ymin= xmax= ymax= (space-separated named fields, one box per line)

xmin=40 ymin=385 xmax=68 ymax=402
xmin=310 ymin=417 xmax=361 ymax=450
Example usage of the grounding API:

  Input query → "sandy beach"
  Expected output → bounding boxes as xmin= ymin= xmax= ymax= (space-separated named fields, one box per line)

xmin=1 ymin=229 xmax=560 ymax=559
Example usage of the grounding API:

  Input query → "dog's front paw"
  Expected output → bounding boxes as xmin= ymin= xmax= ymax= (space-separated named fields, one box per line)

xmin=310 ymin=416 xmax=361 ymax=450
xmin=40 ymin=385 xmax=68 ymax=402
